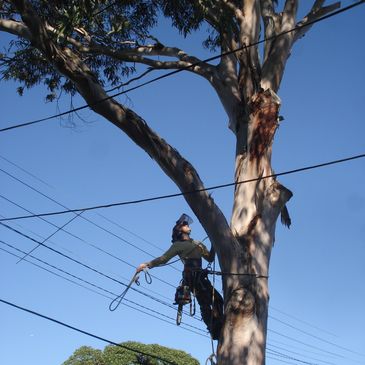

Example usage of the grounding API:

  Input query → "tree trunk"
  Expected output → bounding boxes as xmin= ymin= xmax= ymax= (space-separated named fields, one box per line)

xmin=217 ymin=90 xmax=292 ymax=365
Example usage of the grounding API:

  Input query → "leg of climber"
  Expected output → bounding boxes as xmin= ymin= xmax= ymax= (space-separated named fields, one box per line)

xmin=194 ymin=271 xmax=223 ymax=340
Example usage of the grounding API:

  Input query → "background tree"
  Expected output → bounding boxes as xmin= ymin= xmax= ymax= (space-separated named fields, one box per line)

xmin=0 ymin=1 xmax=359 ymax=364
xmin=62 ymin=341 xmax=199 ymax=365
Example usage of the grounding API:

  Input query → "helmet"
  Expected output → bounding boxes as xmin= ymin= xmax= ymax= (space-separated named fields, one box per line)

xmin=175 ymin=213 xmax=193 ymax=226
xmin=172 ymin=214 xmax=193 ymax=242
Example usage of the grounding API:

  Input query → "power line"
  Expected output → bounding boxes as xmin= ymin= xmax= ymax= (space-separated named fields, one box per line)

xmin=0 ymin=166 xmax=181 ymax=276
xmin=268 ymin=329 xmax=348 ymax=360
xmin=0 ymin=152 xmax=162 ymax=253
xmin=0 ymin=221 xmax=196 ymax=315
xmin=0 ymin=192 xmax=178 ymax=289
xmin=0 ymin=0 xmax=363 ymax=133
xmin=0 ymin=240 xmax=207 ymax=337
xmin=0 ymin=192 xmax=171 ymax=274
xmin=1 ymin=152 xmax=364 ymax=222
xmin=0 ymin=166 xmax=160 ymax=257
xmin=0 ymin=211 xmax=176 ymax=303
xmin=0 ymin=297 xmax=183 ymax=365
xmin=2 ymin=235 xmax=360 ymax=362
xmin=0 ymin=244 xmax=350 ymax=365
xmin=0 ymin=154 xmax=53 ymax=188
xmin=15 ymin=210 xmax=83 ymax=263
xmin=269 ymin=306 xmax=338 ymax=338
xmin=267 ymin=344 xmax=336 ymax=365
xmin=269 ymin=315 xmax=365 ymax=357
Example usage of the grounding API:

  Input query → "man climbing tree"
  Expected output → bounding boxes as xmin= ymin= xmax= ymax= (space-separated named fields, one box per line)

xmin=0 ymin=1 xmax=359 ymax=364
xmin=137 ymin=213 xmax=224 ymax=339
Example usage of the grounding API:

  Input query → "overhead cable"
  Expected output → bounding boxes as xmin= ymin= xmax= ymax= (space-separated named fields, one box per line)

xmin=1 ymin=237 xmax=358 ymax=361
xmin=0 ymin=297 xmax=182 ymax=365
xmin=1 ymin=152 xmax=364 ymax=222
xmin=0 ymin=241 xmax=207 ymax=336
xmin=0 ymin=222 xmax=192 ymax=313
xmin=0 ymin=0 xmax=364 ymax=133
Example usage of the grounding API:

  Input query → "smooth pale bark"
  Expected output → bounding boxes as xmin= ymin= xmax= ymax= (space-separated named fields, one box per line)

xmin=217 ymin=90 xmax=292 ymax=365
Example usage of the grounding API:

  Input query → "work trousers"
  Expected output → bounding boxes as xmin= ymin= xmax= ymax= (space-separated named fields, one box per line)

xmin=183 ymin=260 xmax=224 ymax=339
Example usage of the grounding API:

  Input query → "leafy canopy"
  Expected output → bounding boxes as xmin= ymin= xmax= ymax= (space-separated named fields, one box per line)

xmin=0 ymin=0 xmax=222 ymax=99
xmin=62 ymin=341 xmax=199 ymax=365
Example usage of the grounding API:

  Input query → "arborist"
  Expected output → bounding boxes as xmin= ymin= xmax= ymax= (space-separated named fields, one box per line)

xmin=136 ymin=214 xmax=224 ymax=340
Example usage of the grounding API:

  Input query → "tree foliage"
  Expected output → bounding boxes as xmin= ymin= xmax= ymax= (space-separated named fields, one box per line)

xmin=62 ymin=341 xmax=199 ymax=365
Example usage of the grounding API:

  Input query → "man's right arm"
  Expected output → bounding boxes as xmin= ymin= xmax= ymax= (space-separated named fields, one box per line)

xmin=144 ymin=244 xmax=180 ymax=269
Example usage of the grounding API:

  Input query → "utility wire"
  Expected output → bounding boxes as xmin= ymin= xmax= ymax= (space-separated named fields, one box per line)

xmin=0 ymin=297 xmax=182 ymax=365
xmin=0 ymin=222 xmax=198 ymax=315
xmin=269 ymin=315 xmax=365 ymax=357
xmin=0 ymin=154 xmax=53 ymax=188
xmin=266 ymin=349 xmax=318 ymax=365
xmin=1 ymin=242 xmax=351 ymax=364
xmin=0 ymin=0 xmax=363 ymax=133
xmin=269 ymin=306 xmax=338 ymax=338
xmin=1 ymin=152 xmax=364 ymax=222
xmin=267 ymin=344 xmax=336 ymax=365
xmin=0 ymin=167 xmax=181 ymax=275
xmin=0 ymin=213 xmax=175 ymax=304
xmin=0 ymin=193 xmax=178 ymax=288
xmin=15 ymin=210 xmax=83 ymax=263
xmin=268 ymin=329 xmax=348 ymax=360
xmin=0 ymin=240 xmax=207 ymax=336
xmin=2 ymin=235 xmax=359 ymax=362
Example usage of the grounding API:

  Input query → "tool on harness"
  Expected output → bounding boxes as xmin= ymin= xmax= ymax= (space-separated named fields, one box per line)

xmin=109 ymin=268 xmax=152 ymax=311
xmin=174 ymin=282 xmax=195 ymax=325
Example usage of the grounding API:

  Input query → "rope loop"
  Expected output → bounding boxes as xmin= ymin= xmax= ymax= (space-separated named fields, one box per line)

xmin=205 ymin=353 xmax=217 ymax=365
xmin=109 ymin=269 xmax=152 ymax=311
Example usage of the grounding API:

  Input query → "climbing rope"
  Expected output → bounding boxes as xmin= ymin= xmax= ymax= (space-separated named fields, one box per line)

xmin=206 ymin=260 xmax=218 ymax=364
xmin=109 ymin=268 xmax=152 ymax=311
xmin=206 ymin=269 xmax=268 ymax=279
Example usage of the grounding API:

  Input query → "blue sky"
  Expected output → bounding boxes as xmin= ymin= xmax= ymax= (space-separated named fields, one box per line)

xmin=0 ymin=2 xmax=364 ymax=365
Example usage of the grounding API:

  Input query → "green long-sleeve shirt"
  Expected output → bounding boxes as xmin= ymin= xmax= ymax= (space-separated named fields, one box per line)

xmin=146 ymin=239 xmax=214 ymax=268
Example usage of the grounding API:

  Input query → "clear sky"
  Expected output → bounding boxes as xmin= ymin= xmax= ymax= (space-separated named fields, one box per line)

xmin=0 ymin=2 xmax=364 ymax=365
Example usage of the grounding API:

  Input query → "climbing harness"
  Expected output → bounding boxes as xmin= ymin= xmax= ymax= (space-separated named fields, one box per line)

xmin=109 ymin=268 xmax=152 ymax=311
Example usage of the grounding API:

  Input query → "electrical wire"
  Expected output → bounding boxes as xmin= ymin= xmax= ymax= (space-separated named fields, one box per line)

xmin=0 ymin=0 xmax=364 ymax=133
xmin=0 ymin=297 xmax=183 ymax=365
xmin=15 ymin=210 xmax=83 ymax=263
xmin=2 ymin=236 xmax=360 ymax=363
xmin=0 ymin=243 xmax=348 ymax=365
xmin=0 ymin=212 xmax=176 ymax=304
xmin=1 ymin=152 xmax=364 ymax=222
xmin=269 ymin=315 xmax=365 ymax=357
xmin=0 ymin=154 xmax=53 ymax=188
xmin=0 ymin=166 xmax=181 ymax=275
xmin=267 ymin=343 xmax=336 ymax=365
xmin=0 ymin=240 xmax=207 ymax=337
xmin=0 ymin=222 xmax=203 ymax=318
xmin=0 ymin=193 xmax=178 ymax=288
xmin=268 ymin=329 xmax=348 ymax=360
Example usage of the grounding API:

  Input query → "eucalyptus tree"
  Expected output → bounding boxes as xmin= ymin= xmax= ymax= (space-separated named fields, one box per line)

xmin=0 ymin=1 xmax=342 ymax=364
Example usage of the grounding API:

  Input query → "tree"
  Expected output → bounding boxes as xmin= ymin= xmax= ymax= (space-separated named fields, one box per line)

xmin=62 ymin=341 xmax=199 ymax=365
xmin=0 ymin=1 xmax=346 ymax=364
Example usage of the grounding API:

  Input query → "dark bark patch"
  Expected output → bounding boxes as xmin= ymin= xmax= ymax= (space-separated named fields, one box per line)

xmin=249 ymin=90 xmax=279 ymax=161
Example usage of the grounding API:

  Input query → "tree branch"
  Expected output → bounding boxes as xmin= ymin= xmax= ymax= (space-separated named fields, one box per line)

xmin=0 ymin=18 xmax=31 ymax=39
xmin=260 ymin=0 xmax=282 ymax=63
xmin=9 ymin=0 xmax=237 ymax=269
xmin=293 ymin=1 xmax=341 ymax=42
